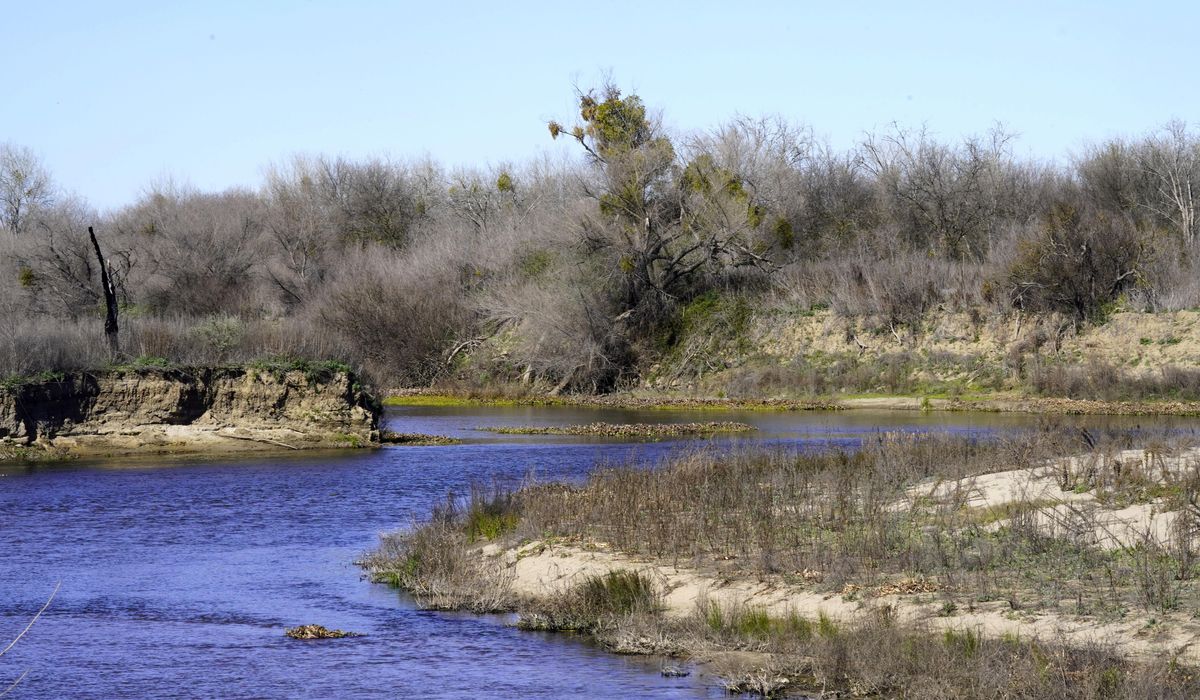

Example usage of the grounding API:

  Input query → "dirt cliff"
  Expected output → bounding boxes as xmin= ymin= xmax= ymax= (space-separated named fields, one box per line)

xmin=0 ymin=366 xmax=380 ymax=460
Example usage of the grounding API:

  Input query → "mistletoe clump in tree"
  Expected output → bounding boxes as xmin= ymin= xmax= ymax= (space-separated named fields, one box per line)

xmin=548 ymin=84 xmax=775 ymax=354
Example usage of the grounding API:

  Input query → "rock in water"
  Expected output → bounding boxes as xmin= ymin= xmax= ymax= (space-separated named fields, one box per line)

xmin=285 ymin=624 xmax=358 ymax=640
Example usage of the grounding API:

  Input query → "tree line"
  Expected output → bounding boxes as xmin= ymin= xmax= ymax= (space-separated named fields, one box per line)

xmin=3 ymin=84 xmax=1199 ymax=390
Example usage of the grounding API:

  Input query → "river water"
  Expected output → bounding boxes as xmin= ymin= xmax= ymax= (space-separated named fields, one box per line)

xmin=2 ymin=405 xmax=1196 ymax=698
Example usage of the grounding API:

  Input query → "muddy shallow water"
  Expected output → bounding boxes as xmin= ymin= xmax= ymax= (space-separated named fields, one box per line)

xmin=3 ymin=406 xmax=1197 ymax=698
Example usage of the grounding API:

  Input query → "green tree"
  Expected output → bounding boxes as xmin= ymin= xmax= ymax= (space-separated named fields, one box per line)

xmin=550 ymin=85 xmax=678 ymax=316
xmin=550 ymin=84 xmax=771 ymax=324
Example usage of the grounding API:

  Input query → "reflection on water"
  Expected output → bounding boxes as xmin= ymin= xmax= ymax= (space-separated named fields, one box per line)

xmin=2 ymin=405 xmax=1197 ymax=698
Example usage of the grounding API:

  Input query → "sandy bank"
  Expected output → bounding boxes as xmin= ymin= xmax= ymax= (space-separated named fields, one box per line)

xmin=477 ymin=447 xmax=1200 ymax=665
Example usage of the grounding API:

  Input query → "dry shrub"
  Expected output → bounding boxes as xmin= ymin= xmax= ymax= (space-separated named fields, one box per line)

xmin=781 ymin=249 xmax=988 ymax=331
xmin=516 ymin=434 xmax=1059 ymax=581
xmin=313 ymin=245 xmax=472 ymax=387
xmin=1027 ymin=360 xmax=1200 ymax=401
xmin=360 ymin=493 xmax=515 ymax=613
xmin=1004 ymin=203 xmax=1149 ymax=321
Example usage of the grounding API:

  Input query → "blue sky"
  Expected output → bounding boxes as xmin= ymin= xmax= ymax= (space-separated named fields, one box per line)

xmin=3 ymin=1 xmax=1197 ymax=210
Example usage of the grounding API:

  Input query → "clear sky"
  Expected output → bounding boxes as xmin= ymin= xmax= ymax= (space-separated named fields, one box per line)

xmin=3 ymin=0 xmax=1197 ymax=210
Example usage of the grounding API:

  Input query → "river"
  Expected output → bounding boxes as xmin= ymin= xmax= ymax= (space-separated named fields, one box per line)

xmin=2 ymin=405 xmax=1196 ymax=698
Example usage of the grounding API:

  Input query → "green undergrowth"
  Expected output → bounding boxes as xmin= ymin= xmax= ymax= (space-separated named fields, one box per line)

xmin=3 ymin=356 xmax=357 ymax=390
xmin=0 ymin=441 xmax=75 ymax=463
xmin=248 ymin=357 xmax=353 ymax=384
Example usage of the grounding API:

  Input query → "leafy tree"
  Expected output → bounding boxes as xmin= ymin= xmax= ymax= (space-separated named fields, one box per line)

xmin=550 ymin=85 xmax=677 ymax=316
xmin=549 ymin=84 xmax=772 ymax=323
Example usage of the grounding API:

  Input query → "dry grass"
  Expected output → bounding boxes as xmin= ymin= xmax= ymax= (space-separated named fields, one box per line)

xmin=359 ymin=488 xmax=517 ymax=612
xmin=366 ymin=427 xmax=1200 ymax=695
xmin=527 ymin=581 xmax=1200 ymax=698
xmin=674 ymin=604 xmax=1200 ymax=698
xmin=517 ymin=432 xmax=1070 ymax=584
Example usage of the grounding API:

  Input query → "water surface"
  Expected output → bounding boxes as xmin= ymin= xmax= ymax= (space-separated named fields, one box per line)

xmin=2 ymin=405 xmax=1196 ymax=698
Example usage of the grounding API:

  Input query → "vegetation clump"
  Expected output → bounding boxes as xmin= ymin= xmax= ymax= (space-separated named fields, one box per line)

xmin=480 ymin=421 xmax=756 ymax=438
xmin=379 ymin=431 xmax=461 ymax=446
xmin=248 ymin=357 xmax=352 ymax=384
xmin=0 ymin=441 xmax=74 ymax=463
xmin=359 ymin=485 xmax=519 ymax=612
xmin=518 ymin=570 xmax=661 ymax=633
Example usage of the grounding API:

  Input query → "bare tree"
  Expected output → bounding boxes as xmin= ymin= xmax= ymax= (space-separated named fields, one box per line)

xmin=114 ymin=186 xmax=267 ymax=316
xmin=1137 ymin=120 xmax=1199 ymax=244
xmin=860 ymin=124 xmax=1018 ymax=259
xmin=0 ymin=143 xmax=54 ymax=235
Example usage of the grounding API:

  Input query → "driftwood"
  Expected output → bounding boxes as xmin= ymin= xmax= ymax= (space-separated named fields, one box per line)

xmin=216 ymin=429 xmax=300 ymax=450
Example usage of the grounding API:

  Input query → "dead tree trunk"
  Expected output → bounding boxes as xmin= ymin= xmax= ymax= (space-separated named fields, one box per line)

xmin=87 ymin=226 xmax=119 ymax=357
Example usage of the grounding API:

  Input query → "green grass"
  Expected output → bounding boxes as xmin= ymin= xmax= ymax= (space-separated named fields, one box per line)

xmin=331 ymin=432 xmax=364 ymax=448
xmin=465 ymin=488 xmax=521 ymax=542
xmin=943 ymin=628 xmax=981 ymax=658
xmin=704 ymin=603 xmax=815 ymax=641
xmin=249 ymin=357 xmax=352 ymax=384
xmin=578 ymin=570 xmax=658 ymax=615
xmin=816 ymin=611 xmax=839 ymax=638
xmin=0 ymin=369 xmax=68 ymax=389
xmin=466 ymin=509 xmax=519 ymax=541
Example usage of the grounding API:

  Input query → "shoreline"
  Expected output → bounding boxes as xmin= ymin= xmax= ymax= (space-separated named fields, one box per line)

xmin=1 ymin=427 xmax=380 ymax=464
xmin=493 ymin=536 xmax=1200 ymax=669
xmin=370 ymin=532 xmax=1200 ymax=696
xmin=385 ymin=388 xmax=1200 ymax=417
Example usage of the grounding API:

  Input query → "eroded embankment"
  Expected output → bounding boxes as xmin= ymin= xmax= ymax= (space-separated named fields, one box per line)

xmin=433 ymin=307 xmax=1200 ymax=414
xmin=0 ymin=366 xmax=380 ymax=460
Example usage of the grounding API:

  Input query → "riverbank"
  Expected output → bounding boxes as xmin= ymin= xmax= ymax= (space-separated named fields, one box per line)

xmin=421 ymin=307 xmax=1200 ymax=419
xmin=385 ymin=388 xmax=1200 ymax=417
xmin=0 ymin=363 xmax=380 ymax=461
xmin=364 ymin=430 xmax=1200 ymax=696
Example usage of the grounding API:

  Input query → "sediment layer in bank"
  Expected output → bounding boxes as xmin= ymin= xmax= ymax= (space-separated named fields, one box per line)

xmin=0 ymin=365 xmax=380 ymax=460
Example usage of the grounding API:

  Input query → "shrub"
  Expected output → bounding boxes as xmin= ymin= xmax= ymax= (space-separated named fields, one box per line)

xmin=1004 ymin=203 xmax=1149 ymax=321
